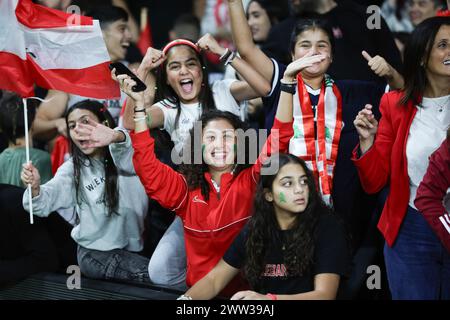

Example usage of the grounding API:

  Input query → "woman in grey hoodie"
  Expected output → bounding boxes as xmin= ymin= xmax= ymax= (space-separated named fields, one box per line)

xmin=21 ymin=100 xmax=150 ymax=283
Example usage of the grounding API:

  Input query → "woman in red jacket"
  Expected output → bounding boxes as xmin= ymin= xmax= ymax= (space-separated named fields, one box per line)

xmin=352 ymin=17 xmax=450 ymax=299
xmin=114 ymin=65 xmax=296 ymax=294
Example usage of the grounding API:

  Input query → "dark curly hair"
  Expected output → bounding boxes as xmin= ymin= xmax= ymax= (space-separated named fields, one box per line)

xmin=66 ymin=100 xmax=119 ymax=217
xmin=244 ymin=153 xmax=332 ymax=291
xmin=179 ymin=110 xmax=253 ymax=201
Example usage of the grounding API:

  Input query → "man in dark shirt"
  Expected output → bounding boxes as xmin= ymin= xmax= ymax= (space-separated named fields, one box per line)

xmin=262 ymin=0 xmax=402 ymax=82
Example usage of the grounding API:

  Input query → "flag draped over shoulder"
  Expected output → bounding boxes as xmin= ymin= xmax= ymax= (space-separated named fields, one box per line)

xmin=0 ymin=0 xmax=120 ymax=99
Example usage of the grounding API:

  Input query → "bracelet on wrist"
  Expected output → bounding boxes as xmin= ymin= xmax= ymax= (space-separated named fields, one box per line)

xmin=133 ymin=113 xmax=153 ymax=127
xmin=134 ymin=106 xmax=146 ymax=113
xmin=133 ymin=116 xmax=147 ymax=122
xmin=219 ymin=48 xmax=231 ymax=63
xmin=280 ymin=82 xmax=296 ymax=95
xmin=224 ymin=51 xmax=236 ymax=66
xmin=280 ymin=78 xmax=297 ymax=85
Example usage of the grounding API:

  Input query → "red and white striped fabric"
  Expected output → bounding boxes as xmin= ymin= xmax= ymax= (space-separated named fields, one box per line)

xmin=0 ymin=0 xmax=120 ymax=99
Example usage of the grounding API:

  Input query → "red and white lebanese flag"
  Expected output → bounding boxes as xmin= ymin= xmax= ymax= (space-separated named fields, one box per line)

xmin=0 ymin=0 xmax=120 ymax=99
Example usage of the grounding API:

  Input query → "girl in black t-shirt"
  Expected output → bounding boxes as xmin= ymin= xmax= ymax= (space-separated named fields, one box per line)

xmin=179 ymin=153 xmax=349 ymax=300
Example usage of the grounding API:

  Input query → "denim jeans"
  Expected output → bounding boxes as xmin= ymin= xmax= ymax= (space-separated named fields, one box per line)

xmin=77 ymin=245 xmax=150 ymax=283
xmin=384 ymin=206 xmax=450 ymax=300
xmin=148 ymin=216 xmax=187 ymax=289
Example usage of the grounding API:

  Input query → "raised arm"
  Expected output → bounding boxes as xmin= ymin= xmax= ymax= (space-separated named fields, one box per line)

xmin=70 ymin=120 xmax=138 ymax=175
xmin=252 ymin=52 xmax=327 ymax=176
xmin=119 ymin=48 xmax=166 ymax=130
xmin=226 ymin=0 xmax=274 ymax=82
xmin=196 ymin=33 xmax=271 ymax=101
xmin=120 ymin=75 xmax=188 ymax=210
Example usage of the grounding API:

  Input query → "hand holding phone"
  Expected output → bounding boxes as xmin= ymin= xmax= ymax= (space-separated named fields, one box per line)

xmin=109 ymin=62 xmax=147 ymax=92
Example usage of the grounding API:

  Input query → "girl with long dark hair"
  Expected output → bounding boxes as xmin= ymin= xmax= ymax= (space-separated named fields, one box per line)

xmin=227 ymin=1 xmax=406 ymax=254
xmin=180 ymin=153 xmax=349 ymax=300
xmin=115 ymin=71 xmax=294 ymax=295
xmin=21 ymin=100 xmax=150 ymax=283
xmin=115 ymin=35 xmax=270 ymax=288
xmin=119 ymin=37 xmax=270 ymax=153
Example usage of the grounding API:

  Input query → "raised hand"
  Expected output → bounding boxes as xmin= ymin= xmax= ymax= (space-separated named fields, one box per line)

xmin=283 ymin=50 xmax=327 ymax=81
xmin=230 ymin=290 xmax=271 ymax=300
xmin=354 ymin=104 xmax=378 ymax=153
xmin=362 ymin=51 xmax=393 ymax=78
xmin=112 ymin=70 xmax=145 ymax=104
xmin=21 ymin=162 xmax=41 ymax=197
xmin=196 ymin=33 xmax=226 ymax=56
xmin=73 ymin=118 xmax=123 ymax=148
xmin=137 ymin=47 xmax=166 ymax=77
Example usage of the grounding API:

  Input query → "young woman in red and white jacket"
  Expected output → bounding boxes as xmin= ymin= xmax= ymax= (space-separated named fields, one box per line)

xmin=352 ymin=17 xmax=450 ymax=299
xmin=115 ymin=66 xmax=295 ymax=295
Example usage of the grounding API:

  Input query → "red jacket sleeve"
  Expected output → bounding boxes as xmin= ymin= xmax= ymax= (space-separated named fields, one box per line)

xmin=252 ymin=117 xmax=294 ymax=179
xmin=351 ymin=93 xmax=394 ymax=194
xmin=414 ymin=139 xmax=450 ymax=252
xmin=131 ymin=130 xmax=188 ymax=211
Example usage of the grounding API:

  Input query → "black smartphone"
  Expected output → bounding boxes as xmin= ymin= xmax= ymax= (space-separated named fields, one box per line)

xmin=109 ymin=62 xmax=147 ymax=92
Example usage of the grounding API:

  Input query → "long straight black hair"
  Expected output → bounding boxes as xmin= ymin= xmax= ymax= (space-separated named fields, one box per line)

xmin=66 ymin=100 xmax=119 ymax=217
xmin=244 ymin=153 xmax=332 ymax=291
xmin=401 ymin=16 xmax=450 ymax=106
xmin=154 ymin=42 xmax=216 ymax=131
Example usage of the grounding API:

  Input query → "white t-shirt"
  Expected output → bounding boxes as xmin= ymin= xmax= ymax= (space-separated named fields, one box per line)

xmin=406 ymin=94 xmax=450 ymax=209
xmin=155 ymin=79 xmax=242 ymax=152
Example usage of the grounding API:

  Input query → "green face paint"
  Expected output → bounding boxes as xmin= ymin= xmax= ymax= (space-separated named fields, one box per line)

xmin=202 ymin=144 xmax=206 ymax=155
xmin=279 ymin=192 xmax=287 ymax=203
xmin=325 ymin=126 xmax=331 ymax=140
xmin=233 ymin=144 xmax=237 ymax=153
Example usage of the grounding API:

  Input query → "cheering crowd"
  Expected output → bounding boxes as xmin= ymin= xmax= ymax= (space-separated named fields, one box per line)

xmin=0 ymin=0 xmax=449 ymax=300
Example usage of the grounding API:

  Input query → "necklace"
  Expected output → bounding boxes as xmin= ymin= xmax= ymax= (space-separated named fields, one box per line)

xmin=422 ymin=95 xmax=450 ymax=112
xmin=433 ymin=95 xmax=450 ymax=112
